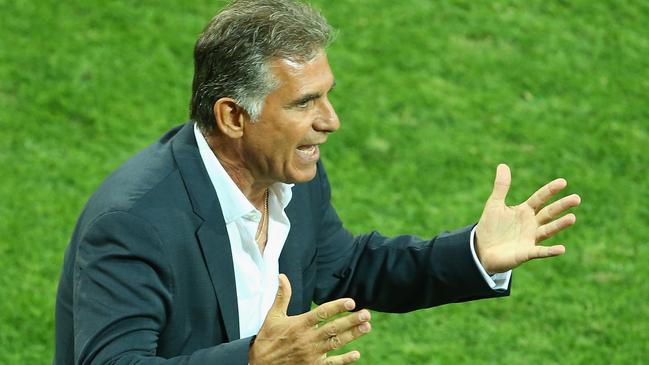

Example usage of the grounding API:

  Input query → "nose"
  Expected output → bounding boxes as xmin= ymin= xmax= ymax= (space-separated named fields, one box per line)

xmin=314 ymin=97 xmax=340 ymax=133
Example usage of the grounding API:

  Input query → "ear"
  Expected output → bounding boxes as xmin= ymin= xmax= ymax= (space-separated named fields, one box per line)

xmin=213 ymin=97 xmax=250 ymax=139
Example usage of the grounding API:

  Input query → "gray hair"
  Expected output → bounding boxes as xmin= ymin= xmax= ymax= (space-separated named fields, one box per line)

xmin=190 ymin=0 xmax=334 ymax=134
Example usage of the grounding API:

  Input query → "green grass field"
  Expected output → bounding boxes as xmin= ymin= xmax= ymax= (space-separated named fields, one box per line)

xmin=1 ymin=0 xmax=648 ymax=363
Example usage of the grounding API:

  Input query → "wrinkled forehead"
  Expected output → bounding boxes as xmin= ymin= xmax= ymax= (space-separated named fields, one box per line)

xmin=268 ymin=50 xmax=334 ymax=92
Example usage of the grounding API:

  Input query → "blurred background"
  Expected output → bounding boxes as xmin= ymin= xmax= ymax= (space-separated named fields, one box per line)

xmin=1 ymin=0 xmax=647 ymax=363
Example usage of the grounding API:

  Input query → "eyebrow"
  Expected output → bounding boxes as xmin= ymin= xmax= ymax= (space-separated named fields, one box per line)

xmin=288 ymin=81 xmax=336 ymax=107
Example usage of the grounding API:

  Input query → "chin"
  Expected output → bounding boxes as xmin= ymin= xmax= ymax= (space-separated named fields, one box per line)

xmin=287 ymin=165 xmax=318 ymax=184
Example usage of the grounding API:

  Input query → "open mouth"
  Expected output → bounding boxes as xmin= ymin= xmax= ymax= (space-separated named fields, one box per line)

xmin=296 ymin=144 xmax=319 ymax=160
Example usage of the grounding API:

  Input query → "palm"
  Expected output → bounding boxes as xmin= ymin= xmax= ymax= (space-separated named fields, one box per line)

xmin=475 ymin=164 xmax=580 ymax=273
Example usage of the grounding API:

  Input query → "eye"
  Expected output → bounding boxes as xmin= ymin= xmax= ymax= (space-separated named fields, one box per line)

xmin=295 ymin=99 xmax=314 ymax=109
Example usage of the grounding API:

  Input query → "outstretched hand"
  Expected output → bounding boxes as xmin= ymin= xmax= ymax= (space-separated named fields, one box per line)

xmin=249 ymin=274 xmax=371 ymax=365
xmin=475 ymin=164 xmax=581 ymax=274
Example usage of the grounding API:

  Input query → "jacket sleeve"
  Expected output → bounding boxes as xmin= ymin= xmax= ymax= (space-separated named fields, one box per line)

xmin=73 ymin=211 xmax=252 ymax=365
xmin=311 ymin=163 xmax=509 ymax=312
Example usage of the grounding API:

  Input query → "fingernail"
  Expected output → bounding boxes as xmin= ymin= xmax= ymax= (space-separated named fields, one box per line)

xmin=359 ymin=322 xmax=371 ymax=333
xmin=351 ymin=351 xmax=361 ymax=360
xmin=344 ymin=300 xmax=355 ymax=310
xmin=359 ymin=311 xmax=369 ymax=321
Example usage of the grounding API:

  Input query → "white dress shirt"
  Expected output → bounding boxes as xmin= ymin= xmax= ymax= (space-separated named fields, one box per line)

xmin=193 ymin=123 xmax=511 ymax=338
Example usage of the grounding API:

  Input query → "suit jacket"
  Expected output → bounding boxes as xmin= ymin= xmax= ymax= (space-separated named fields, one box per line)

xmin=54 ymin=122 xmax=509 ymax=365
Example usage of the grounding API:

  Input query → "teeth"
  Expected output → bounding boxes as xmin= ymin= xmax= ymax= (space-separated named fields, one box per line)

xmin=297 ymin=145 xmax=316 ymax=156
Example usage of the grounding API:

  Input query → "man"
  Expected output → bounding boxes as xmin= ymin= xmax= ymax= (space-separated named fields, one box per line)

xmin=54 ymin=0 xmax=581 ymax=364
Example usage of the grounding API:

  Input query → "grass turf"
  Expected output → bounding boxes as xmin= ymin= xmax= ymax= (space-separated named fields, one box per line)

xmin=1 ymin=0 xmax=648 ymax=363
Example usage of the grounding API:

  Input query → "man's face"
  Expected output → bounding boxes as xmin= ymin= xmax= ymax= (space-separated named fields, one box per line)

xmin=242 ymin=50 xmax=339 ymax=184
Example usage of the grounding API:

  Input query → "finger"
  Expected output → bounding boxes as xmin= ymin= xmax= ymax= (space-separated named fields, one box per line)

xmin=317 ymin=350 xmax=361 ymax=365
xmin=536 ymin=194 xmax=581 ymax=224
xmin=489 ymin=164 xmax=511 ymax=202
xmin=323 ymin=321 xmax=371 ymax=353
xmin=525 ymin=178 xmax=568 ymax=212
xmin=536 ymin=213 xmax=576 ymax=242
xmin=318 ymin=310 xmax=371 ymax=340
xmin=527 ymin=244 xmax=566 ymax=261
xmin=302 ymin=298 xmax=356 ymax=327
xmin=268 ymin=273 xmax=292 ymax=317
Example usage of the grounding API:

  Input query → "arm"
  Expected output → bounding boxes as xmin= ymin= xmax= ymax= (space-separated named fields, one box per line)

xmin=311 ymin=163 xmax=579 ymax=313
xmin=73 ymin=211 xmax=251 ymax=365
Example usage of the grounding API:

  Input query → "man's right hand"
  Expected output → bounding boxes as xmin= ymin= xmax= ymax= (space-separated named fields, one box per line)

xmin=249 ymin=274 xmax=371 ymax=364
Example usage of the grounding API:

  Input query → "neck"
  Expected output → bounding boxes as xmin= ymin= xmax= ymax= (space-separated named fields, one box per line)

xmin=206 ymin=134 xmax=269 ymax=210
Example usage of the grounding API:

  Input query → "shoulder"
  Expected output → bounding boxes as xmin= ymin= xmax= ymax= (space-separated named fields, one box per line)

xmin=79 ymin=123 xmax=192 ymax=228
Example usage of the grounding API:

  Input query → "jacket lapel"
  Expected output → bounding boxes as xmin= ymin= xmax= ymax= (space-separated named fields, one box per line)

xmin=196 ymin=222 xmax=240 ymax=341
xmin=280 ymin=194 xmax=307 ymax=315
xmin=170 ymin=122 xmax=240 ymax=341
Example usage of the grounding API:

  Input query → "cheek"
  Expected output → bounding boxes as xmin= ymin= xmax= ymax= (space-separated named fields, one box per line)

xmin=279 ymin=122 xmax=311 ymax=149
xmin=258 ymin=113 xmax=314 ymax=161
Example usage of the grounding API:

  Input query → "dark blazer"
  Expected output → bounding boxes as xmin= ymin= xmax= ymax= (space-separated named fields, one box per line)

xmin=54 ymin=122 xmax=509 ymax=365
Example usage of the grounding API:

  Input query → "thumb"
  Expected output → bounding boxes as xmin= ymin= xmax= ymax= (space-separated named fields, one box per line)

xmin=268 ymin=273 xmax=292 ymax=317
xmin=490 ymin=163 xmax=511 ymax=202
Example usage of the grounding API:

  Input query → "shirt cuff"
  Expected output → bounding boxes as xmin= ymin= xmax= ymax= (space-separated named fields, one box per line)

xmin=470 ymin=225 xmax=511 ymax=291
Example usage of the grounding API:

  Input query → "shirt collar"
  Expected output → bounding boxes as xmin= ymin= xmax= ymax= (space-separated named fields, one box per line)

xmin=193 ymin=123 xmax=293 ymax=224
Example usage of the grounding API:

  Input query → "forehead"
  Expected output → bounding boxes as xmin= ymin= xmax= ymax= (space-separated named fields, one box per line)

xmin=268 ymin=50 xmax=334 ymax=94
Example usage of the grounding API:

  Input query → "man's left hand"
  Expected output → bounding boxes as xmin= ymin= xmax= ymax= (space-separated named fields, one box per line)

xmin=475 ymin=164 xmax=581 ymax=274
